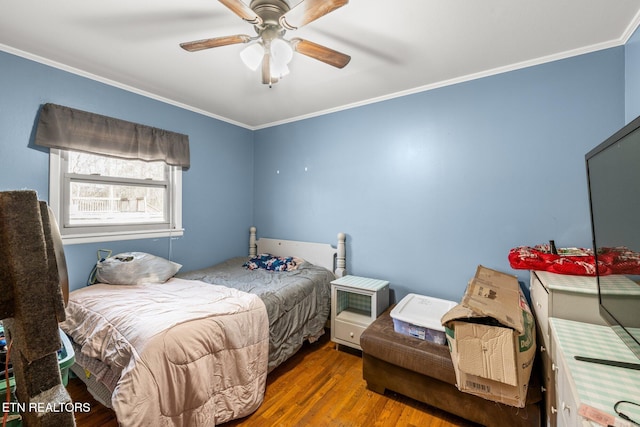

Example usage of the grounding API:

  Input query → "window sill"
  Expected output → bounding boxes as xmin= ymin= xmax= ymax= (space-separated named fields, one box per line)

xmin=61 ymin=228 xmax=184 ymax=245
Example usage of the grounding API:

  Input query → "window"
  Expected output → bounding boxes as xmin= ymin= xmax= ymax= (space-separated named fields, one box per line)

xmin=35 ymin=103 xmax=189 ymax=243
xmin=50 ymin=149 xmax=183 ymax=244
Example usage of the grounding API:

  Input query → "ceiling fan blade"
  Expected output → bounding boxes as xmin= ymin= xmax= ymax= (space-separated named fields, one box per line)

xmin=279 ymin=0 xmax=348 ymax=30
xmin=291 ymin=38 xmax=351 ymax=69
xmin=218 ymin=0 xmax=263 ymax=25
xmin=180 ymin=35 xmax=251 ymax=52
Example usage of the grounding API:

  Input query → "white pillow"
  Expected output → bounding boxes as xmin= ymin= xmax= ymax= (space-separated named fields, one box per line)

xmin=96 ymin=252 xmax=181 ymax=285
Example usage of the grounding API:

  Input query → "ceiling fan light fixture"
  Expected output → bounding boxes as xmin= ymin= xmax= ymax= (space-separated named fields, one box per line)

xmin=270 ymin=61 xmax=290 ymax=79
xmin=267 ymin=38 xmax=293 ymax=81
xmin=240 ymin=42 xmax=264 ymax=71
xmin=270 ymin=38 xmax=293 ymax=65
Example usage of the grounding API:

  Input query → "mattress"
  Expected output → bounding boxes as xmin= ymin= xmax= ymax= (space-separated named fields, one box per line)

xmin=176 ymin=256 xmax=335 ymax=371
xmin=61 ymin=277 xmax=269 ymax=426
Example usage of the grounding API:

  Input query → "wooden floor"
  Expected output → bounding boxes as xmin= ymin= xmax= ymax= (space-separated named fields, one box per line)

xmin=68 ymin=333 xmax=476 ymax=427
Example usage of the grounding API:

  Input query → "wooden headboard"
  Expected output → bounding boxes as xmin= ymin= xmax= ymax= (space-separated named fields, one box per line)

xmin=248 ymin=227 xmax=346 ymax=278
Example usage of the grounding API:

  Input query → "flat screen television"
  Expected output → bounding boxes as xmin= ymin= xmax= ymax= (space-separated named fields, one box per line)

xmin=586 ymin=114 xmax=640 ymax=365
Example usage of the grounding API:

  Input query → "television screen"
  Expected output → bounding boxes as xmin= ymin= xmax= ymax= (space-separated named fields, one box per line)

xmin=586 ymin=115 xmax=640 ymax=361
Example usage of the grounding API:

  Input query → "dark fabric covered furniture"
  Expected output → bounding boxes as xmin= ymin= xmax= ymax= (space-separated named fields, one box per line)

xmin=360 ymin=306 xmax=542 ymax=427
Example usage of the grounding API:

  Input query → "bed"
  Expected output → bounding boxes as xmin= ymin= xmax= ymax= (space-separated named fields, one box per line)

xmin=60 ymin=227 xmax=346 ymax=426
xmin=177 ymin=227 xmax=345 ymax=371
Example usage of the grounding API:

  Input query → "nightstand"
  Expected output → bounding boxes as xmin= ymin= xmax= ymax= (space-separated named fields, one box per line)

xmin=330 ymin=275 xmax=390 ymax=350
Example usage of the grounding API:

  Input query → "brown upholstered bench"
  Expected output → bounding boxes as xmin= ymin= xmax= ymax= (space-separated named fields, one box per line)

xmin=360 ymin=306 xmax=542 ymax=427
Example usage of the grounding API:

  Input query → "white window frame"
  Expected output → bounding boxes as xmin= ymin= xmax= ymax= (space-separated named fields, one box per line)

xmin=49 ymin=148 xmax=184 ymax=244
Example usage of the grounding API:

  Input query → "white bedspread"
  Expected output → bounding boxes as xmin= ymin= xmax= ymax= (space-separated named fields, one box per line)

xmin=61 ymin=278 xmax=269 ymax=426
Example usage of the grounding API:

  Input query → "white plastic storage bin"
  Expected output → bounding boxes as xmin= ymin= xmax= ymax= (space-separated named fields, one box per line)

xmin=390 ymin=294 xmax=457 ymax=344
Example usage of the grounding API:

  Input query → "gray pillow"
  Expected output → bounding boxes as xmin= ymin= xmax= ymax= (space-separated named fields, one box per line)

xmin=96 ymin=252 xmax=182 ymax=285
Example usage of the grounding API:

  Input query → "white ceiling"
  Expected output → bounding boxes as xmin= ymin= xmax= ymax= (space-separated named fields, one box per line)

xmin=2 ymin=0 xmax=640 ymax=129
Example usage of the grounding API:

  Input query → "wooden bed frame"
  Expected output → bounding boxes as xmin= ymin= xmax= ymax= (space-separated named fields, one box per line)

xmin=248 ymin=226 xmax=346 ymax=278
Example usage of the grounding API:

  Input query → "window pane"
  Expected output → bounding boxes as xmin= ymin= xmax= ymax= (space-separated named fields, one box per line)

xmin=69 ymin=181 xmax=166 ymax=225
xmin=68 ymin=152 xmax=165 ymax=180
xmin=49 ymin=149 xmax=183 ymax=244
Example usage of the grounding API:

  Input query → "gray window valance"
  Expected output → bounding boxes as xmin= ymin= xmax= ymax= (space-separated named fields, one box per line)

xmin=35 ymin=103 xmax=190 ymax=169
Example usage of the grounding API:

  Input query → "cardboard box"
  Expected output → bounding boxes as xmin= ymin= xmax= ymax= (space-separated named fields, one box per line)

xmin=441 ymin=265 xmax=536 ymax=408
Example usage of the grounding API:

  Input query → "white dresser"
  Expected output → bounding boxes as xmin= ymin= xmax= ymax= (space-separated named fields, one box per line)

xmin=530 ymin=271 xmax=604 ymax=426
xmin=530 ymin=270 xmax=640 ymax=426
xmin=550 ymin=318 xmax=640 ymax=426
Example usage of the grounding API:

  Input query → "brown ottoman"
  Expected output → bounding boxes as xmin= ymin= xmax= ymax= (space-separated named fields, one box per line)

xmin=360 ymin=307 xmax=541 ymax=427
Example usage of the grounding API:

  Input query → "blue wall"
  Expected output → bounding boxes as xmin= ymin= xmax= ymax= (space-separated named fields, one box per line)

xmin=0 ymin=51 xmax=255 ymax=291
xmin=626 ymin=26 xmax=640 ymax=122
xmin=0 ymin=41 xmax=633 ymax=302
xmin=254 ymin=48 xmax=625 ymax=302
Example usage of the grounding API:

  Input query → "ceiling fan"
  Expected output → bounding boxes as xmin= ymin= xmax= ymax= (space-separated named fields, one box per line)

xmin=180 ymin=0 xmax=351 ymax=86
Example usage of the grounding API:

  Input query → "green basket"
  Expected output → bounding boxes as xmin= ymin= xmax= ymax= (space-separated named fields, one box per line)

xmin=58 ymin=329 xmax=75 ymax=387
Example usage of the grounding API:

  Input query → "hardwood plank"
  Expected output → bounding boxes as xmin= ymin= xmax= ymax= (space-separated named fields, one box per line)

xmin=68 ymin=333 xmax=477 ymax=426
xmin=66 ymin=377 xmax=118 ymax=427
